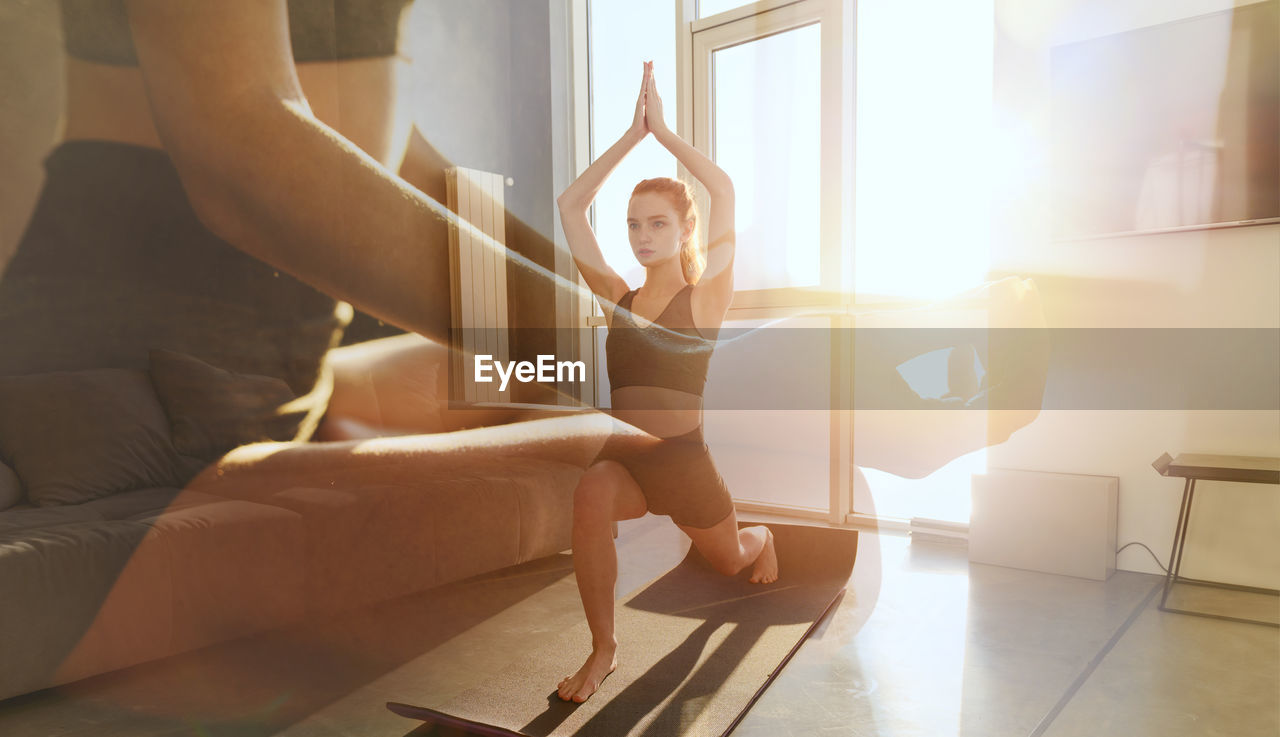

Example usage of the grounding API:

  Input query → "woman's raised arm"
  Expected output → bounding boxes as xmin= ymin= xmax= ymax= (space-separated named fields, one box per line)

xmin=125 ymin=0 xmax=456 ymax=340
xmin=555 ymin=64 xmax=654 ymax=310
xmin=643 ymin=66 xmax=736 ymax=319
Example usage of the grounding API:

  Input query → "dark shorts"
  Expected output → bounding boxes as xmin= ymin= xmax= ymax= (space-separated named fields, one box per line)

xmin=0 ymin=141 xmax=345 ymax=392
xmin=593 ymin=427 xmax=734 ymax=530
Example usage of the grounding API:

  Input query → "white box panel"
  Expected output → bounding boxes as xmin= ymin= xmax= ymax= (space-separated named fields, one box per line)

xmin=970 ymin=469 xmax=1118 ymax=581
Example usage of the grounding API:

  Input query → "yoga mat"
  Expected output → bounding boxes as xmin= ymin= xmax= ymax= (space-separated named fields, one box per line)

xmin=388 ymin=523 xmax=857 ymax=737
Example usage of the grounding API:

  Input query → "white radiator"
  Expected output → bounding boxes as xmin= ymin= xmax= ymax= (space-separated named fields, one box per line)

xmin=446 ymin=166 xmax=510 ymax=403
xmin=970 ymin=469 xmax=1118 ymax=581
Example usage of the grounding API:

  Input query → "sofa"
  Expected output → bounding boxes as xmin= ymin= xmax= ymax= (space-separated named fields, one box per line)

xmin=0 ymin=310 xmax=611 ymax=703
xmin=0 ymin=446 xmax=591 ymax=703
xmin=0 ymin=275 xmax=1050 ymax=703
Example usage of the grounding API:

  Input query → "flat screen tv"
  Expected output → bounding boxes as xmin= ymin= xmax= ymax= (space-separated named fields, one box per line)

xmin=1051 ymin=0 xmax=1278 ymax=240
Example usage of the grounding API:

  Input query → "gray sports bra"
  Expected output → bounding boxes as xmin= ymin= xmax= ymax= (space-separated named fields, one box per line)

xmin=606 ymin=286 xmax=717 ymax=397
xmin=60 ymin=0 xmax=414 ymax=66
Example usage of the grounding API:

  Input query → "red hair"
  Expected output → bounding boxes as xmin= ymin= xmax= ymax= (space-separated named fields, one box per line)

xmin=631 ymin=177 xmax=704 ymax=284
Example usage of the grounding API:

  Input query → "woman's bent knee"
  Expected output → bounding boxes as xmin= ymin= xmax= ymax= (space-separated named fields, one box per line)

xmin=574 ymin=461 xmax=645 ymax=522
xmin=683 ymin=514 xmax=747 ymax=576
xmin=573 ymin=463 xmax=621 ymax=519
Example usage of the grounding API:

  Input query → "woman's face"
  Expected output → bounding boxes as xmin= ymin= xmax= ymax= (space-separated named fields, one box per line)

xmin=627 ymin=192 xmax=688 ymax=267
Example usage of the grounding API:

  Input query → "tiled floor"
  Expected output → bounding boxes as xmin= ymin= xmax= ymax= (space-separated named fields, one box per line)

xmin=1 ymin=514 xmax=1276 ymax=737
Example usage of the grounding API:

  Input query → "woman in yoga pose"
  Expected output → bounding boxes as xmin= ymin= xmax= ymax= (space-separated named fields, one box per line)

xmin=1 ymin=1 xmax=612 ymax=461
xmin=554 ymin=62 xmax=777 ymax=704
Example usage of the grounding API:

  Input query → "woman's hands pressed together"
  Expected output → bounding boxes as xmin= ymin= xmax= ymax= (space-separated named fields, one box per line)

xmin=557 ymin=60 xmax=733 ymax=312
xmin=628 ymin=61 xmax=671 ymax=140
xmin=642 ymin=62 xmax=670 ymax=137
xmin=629 ymin=61 xmax=651 ymax=139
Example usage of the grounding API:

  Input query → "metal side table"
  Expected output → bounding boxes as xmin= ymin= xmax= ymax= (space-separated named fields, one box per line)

xmin=1152 ymin=452 xmax=1280 ymax=627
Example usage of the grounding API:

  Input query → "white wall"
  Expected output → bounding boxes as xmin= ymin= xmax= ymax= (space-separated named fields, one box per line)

xmin=989 ymin=0 xmax=1279 ymax=585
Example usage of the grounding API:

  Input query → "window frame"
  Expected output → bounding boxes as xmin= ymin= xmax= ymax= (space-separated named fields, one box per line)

xmin=678 ymin=0 xmax=856 ymax=524
xmin=679 ymin=0 xmax=852 ymax=311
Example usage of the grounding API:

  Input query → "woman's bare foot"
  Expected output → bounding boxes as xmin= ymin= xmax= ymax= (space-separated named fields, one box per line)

xmin=556 ymin=643 xmax=618 ymax=703
xmin=748 ymin=527 xmax=778 ymax=584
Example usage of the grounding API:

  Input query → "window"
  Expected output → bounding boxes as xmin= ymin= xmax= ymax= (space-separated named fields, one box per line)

xmin=679 ymin=0 xmax=852 ymax=522
xmin=710 ymin=24 xmax=822 ymax=291
xmin=586 ymin=0 xmax=679 ymax=289
xmin=683 ymin=0 xmax=850 ymax=306
xmin=853 ymin=0 xmax=994 ymax=300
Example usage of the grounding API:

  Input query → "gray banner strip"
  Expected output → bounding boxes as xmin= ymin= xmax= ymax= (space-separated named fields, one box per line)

xmin=449 ymin=328 xmax=1280 ymax=410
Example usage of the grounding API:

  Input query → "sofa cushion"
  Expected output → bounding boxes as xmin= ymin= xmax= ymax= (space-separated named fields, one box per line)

xmin=0 ymin=500 xmax=105 ymax=533
xmin=79 ymin=486 xmax=218 ymax=521
xmin=254 ymin=456 xmax=581 ymax=614
xmin=0 ymin=487 xmax=221 ymax=535
xmin=0 ymin=519 xmax=172 ymax=701
xmin=0 ymin=459 xmax=20 ymax=511
xmin=0 ymin=492 xmax=308 ymax=701
xmin=149 ymin=348 xmax=328 ymax=461
xmin=0 ymin=369 xmax=197 ymax=507
xmin=127 ymin=497 xmax=306 ymax=653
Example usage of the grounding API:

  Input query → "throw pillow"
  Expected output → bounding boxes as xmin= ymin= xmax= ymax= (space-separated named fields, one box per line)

xmin=0 ymin=368 xmax=192 ymax=507
xmin=148 ymin=348 xmax=328 ymax=460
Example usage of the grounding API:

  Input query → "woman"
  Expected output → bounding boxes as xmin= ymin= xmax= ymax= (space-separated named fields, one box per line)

xmin=2 ymin=1 xmax=605 ymax=454
xmin=0 ymin=1 xmax=434 ymax=423
xmin=554 ymin=62 xmax=777 ymax=705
